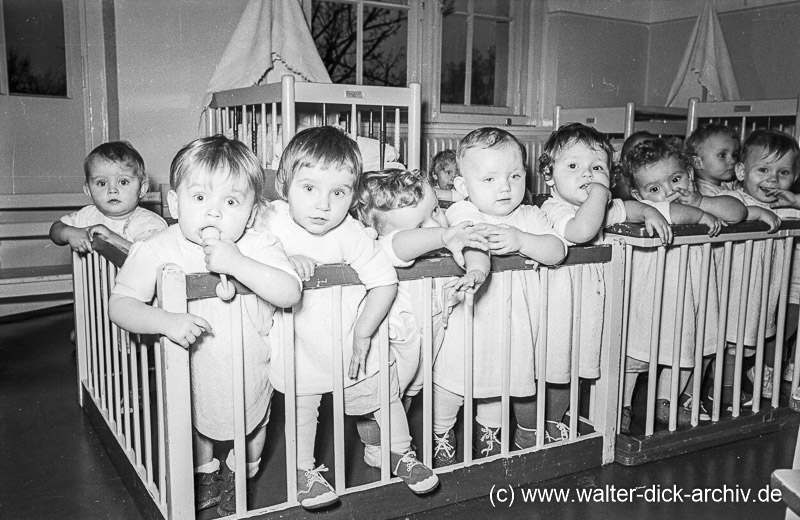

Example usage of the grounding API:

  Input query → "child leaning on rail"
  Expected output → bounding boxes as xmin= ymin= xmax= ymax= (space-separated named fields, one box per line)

xmin=355 ymin=167 xmax=489 ymax=467
xmin=713 ymin=130 xmax=800 ymax=403
xmin=49 ymin=140 xmax=166 ymax=253
xmin=258 ymin=127 xmax=439 ymax=511
xmin=686 ymin=123 xmax=741 ymax=197
xmin=538 ymin=123 xmax=672 ymax=439
xmin=107 ymin=135 xmax=302 ymax=516
xmin=430 ymin=127 xmax=567 ymax=467
xmin=620 ymin=137 xmax=747 ymax=432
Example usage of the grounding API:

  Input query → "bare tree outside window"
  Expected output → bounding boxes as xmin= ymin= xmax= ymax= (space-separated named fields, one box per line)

xmin=4 ymin=0 xmax=67 ymax=97
xmin=311 ymin=0 xmax=408 ymax=87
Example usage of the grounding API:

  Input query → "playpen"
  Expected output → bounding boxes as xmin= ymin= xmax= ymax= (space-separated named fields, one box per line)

xmin=69 ymin=88 xmax=800 ymax=518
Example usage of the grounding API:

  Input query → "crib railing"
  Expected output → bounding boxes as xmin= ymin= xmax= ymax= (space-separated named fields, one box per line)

xmin=608 ymin=220 xmax=800 ymax=465
xmin=73 ymin=235 xmax=623 ymax=519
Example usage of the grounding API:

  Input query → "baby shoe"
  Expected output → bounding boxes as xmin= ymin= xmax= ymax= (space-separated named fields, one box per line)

xmin=474 ymin=424 xmax=502 ymax=457
xmin=655 ymin=399 xmax=692 ymax=427
xmin=391 ymin=451 xmax=439 ymax=494
xmin=296 ymin=465 xmax=338 ymax=510
xmin=194 ymin=469 xmax=224 ymax=510
xmin=784 ymin=362 xmax=795 ymax=382
xmin=433 ymin=429 xmax=456 ymax=468
xmin=620 ymin=406 xmax=633 ymax=435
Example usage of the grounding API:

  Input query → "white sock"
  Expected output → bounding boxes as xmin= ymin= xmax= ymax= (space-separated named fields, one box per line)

xmin=195 ymin=458 xmax=220 ymax=474
xmin=226 ymin=450 xmax=261 ymax=478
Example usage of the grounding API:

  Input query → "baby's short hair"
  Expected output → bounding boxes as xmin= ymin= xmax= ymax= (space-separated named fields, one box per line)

xmin=623 ymin=137 xmax=690 ymax=187
xmin=170 ymin=134 xmax=265 ymax=205
xmin=537 ymin=123 xmax=616 ymax=180
xmin=457 ymin=127 xmax=527 ymax=171
xmin=84 ymin=141 xmax=145 ymax=182
xmin=620 ymin=131 xmax=657 ymax=161
xmin=685 ymin=123 xmax=740 ymax=157
xmin=740 ymin=129 xmax=799 ymax=166
xmin=356 ymin=168 xmax=428 ymax=234
xmin=276 ymin=126 xmax=363 ymax=206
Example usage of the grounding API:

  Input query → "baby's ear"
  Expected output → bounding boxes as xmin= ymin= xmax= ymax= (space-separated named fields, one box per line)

xmin=82 ymin=182 xmax=91 ymax=198
xmin=630 ymin=189 xmax=643 ymax=202
xmin=735 ymin=162 xmax=746 ymax=182
xmin=139 ymin=178 xmax=149 ymax=197
xmin=167 ymin=189 xmax=180 ymax=219
xmin=545 ymin=177 xmax=555 ymax=187
xmin=691 ymin=155 xmax=703 ymax=171
xmin=453 ymin=176 xmax=469 ymax=199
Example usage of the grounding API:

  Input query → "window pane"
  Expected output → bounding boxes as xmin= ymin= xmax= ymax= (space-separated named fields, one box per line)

xmin=471 ymin=18 xmax=508 ymax=107
xmin=475 ymin=0 xmax=509 ymax=16
xmin=311 ymin=1 xmax=357 ymax=84
xmin=440 ymin=12 xmax=466 ymax=104
xmin=4 ymin=0 xmax=66 ymax=97
xmin=363 ymin=6 xmax=407 ymax=86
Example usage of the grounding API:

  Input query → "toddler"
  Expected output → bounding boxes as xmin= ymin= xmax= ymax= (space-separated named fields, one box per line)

xmin=261 ymin=127 xmax=438 ymax=510
xmin=539 ymin=124 xmax=672 ymax=438
xmin=612 ymin=131 xmax=657 ymax=200
xmin=686 ymin=124 xmax=740 ymax=196
xmin=355 ymin=168 xmax=489 ymax=465
xmin=432 ymin=127 xmax=568 ymax=466
xmin=715 ymin=130 xmax=800 ymax=402
xmin=621 ymin=137 xmax=746 ymax=430
xmin=431 ymin=149 xmax=464 ymax=203
xmin=50 ymin=141 xmax=166 ymax=252
xmin=107 ymin=135 xmax=302 ymax=515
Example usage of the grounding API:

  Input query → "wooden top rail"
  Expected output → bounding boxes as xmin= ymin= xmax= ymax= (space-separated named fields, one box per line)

xmin=0 ymin=191 xmax=160 ymax=209
xmin=89 ymin=235 xmax=613 ymax=302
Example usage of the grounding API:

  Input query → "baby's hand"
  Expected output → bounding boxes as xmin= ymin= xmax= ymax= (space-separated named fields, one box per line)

xmin=642 ymin=208 xmax=673 ymax=245
xmin=485 ymin=224 xmax=523 ymax=255
xmin=441 ymin=287 xmax=465 ymax=328
xmin=674 ymin=187 xmax=703 ymax=207
xmin=288 ymin=255 xmax=317 ymax=281
xmin=163 ymin=312 xmax=211 ymax=349
xmin=754 ymin=206 xmax=781 ymax=233
xmin=765 ymin=188 xmax=800 ymax=210
xmin=348 ymin=335 xmax=371 ymax=379
xmin=67 ymin=227 xmax=95 ymax=253
xmin=442 ymin=221 xmax=489 ymax=268
xmin=699 ymin=212 xmax=723 ymax=237
xmin=588 ymin=174 xmax=611 ymax=190
xmin=443 ymin=269 xmax=487 ymax=297
xmin=202 ymin=235 xmax=244 ymax=275
xmin=88 ymin=224 xmax=112 ymax=241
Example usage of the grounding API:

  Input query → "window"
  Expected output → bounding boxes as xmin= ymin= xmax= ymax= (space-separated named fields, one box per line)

xmin=310 ymin=0 xmax=410 ymax=87
xmin=3 ymin=0 xmax=67 ymax=97
xmin=440 ymin=0 xmax=510 ymax=107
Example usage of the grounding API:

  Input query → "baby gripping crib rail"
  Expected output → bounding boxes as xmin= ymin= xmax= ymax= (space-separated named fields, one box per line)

xmin=73 ymin=235 xmax=624 ymax=520
xmin=607 ymin=220 xmax=800 ymax=466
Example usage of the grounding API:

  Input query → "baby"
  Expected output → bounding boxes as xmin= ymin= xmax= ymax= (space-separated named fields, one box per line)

xmin=355 ymin=168 xmax=489 ymax=464
xmin=108 ymin=135 xmax=302 ymax=515
xmin=686 ymin=124 xmax=740 ymax=196
xmin=432 ymin=127 xmax=567 ymax=466
xmin=50 ymin=141 xmax=166 ymax=252
xmin=261 ymin=127 xmax=438 ymax=509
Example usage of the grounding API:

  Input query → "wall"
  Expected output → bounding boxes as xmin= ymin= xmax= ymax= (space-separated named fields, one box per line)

xmin=113 ymin=0 xmax=247 ymax=185
xmin=541 ymin=12 xmax=649 ymax=117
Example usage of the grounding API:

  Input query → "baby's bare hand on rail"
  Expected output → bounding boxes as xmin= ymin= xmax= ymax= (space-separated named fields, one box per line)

xmin=485 ymin=224 xmax=523 ymax=255
xmin=348 ymin=335 xmax=371 ymax=379
xmin=699 ymin=212 xmax=723 ymax=237
xmin=289 ymin=255 xmax=317 ymax=281
xmin=164 ymin=313 xmax=211 ymax=349
xmin=442 ymin=221 xmax=489 ymax=268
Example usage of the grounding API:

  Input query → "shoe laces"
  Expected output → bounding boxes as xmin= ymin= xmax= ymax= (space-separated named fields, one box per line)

xmin=396 ymin=451 xmax=421 ymax=474
xmin=547 ymin=421 xmax=570 ymax=441
xmin=302 ymin=465 xmax=331 ymax=489
xmin=434 ymin=432 xmax=454 ymax=459
xmin=478 ymin=425 xmax=501 ymax=456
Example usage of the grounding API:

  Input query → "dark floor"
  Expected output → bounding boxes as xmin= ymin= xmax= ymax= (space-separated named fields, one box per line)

xmin=1 ymin=309 xmax=798 ymax=520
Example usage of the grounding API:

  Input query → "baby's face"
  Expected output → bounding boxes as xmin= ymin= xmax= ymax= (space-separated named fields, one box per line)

xmin=549 ymin=141 xmax=610 ymax=207
xmin=735 ymin=148 xmax=796 ymax=203
xmin=695 ymin=134 xmax=738 ymax=185
xmin=286 ymin=165 xmax=355 ymax=235
xmin=83 ymin=159 xmax=146 ymax=220
xmin=454 ymin=145 xmax=526 ymax=217
xmin=380 ymin=184 xmax=448 ymax=235
xmin=435 ymin=161 xmax=457 ymax=190
xmin=632 ymin=156 xmax=693 ymax=203
xmin=168 ymin=174 xmax=255 ymax=245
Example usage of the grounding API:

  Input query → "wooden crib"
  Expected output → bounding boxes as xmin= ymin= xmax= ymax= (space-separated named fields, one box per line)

xmin=553 ymin=103 xmax=688 ymax=141
xmin=686 ymin=95 xmax=800 ymax=140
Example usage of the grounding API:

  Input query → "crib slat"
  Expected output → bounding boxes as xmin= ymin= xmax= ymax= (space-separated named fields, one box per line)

xmin=283 ymin=308 xmax=298 ymax=503
xmin=569 ymin=267 xmax=582 ymax=439
xmin=645 ymin=247 xmax=667 ymax=436
xmin=422 ymin=280 xmax=434 ymax=467
xmin=668 ymin=245 xmax=690 ymax=432
xmin=72 ymin=252 xmax=89 ymax=404
xmin=154 ymin=337 xmax=166 ymax=500
xmin=141 ymin=344 xmax=154 ymax=486
xmin=332 ymin=286 xmax=346 ymax=492
xmin=230 ymin=296 xmax=248 ymax=515
xmin=100 ymin=258 xmax=114 ymax=420
xmin=109 ymin=263 xmax=123 ymax=433
xmin=121 ymin=329 xmax=132 ymax=452
xmin=463 ymin=293 xmax=474 ymax=465
xmin=691 ymin=244 xmax=712 ymax=425
xmin=378 ymin=319 xmax=391 ymax=482
xmin=536 ymin=272 xmax=549 ymax=447
xmin=131 ymin=336 xmax=143 ymax=469
xmin=712 ymin=242 xmax=734 ymax=421
xmin=752 ymin=239 xmax=775 ymax=412
xmin=732 ymin=240 xmax=755 ymax=417
xmin=500 ymin=271 xmax=511 ymax=455
xmin=773 ymin=238 xmax=794 ymax=408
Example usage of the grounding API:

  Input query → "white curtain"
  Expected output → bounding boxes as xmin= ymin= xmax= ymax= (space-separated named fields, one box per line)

xmin=666 ymin=0 xmax=740 ymax=108
xmin=203 ymin=0 xmax=331 ymax=108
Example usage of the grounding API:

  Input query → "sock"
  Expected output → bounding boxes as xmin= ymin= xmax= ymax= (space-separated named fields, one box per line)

xmin=195 ymin=458 xmax=220 ymax=474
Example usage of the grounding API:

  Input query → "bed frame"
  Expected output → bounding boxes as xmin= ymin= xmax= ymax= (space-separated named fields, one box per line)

xmin=553 ymin=103 xmax=688 ymax=140
xmin=686 ymin=95 xmax=800 ymax=140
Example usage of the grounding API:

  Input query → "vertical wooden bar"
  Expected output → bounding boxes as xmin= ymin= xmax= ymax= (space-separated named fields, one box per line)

xmin=141 ymin=344 xmax=154 ymax=485
xmin=154 ymin=337 xmax=166 ymax=498
xmin=408 ymin=83 xmax=421 ymax=170
xmin=156 ymin=264 xmax=195 ymax=520
xmin=131 ymin=339 xmax=143 ymax=468
xmin=100 ymin=258 xmax=114 ymax=418
xmin=617 ymin=244 xmax=633 ymax=432
xmin=260 ymin=104 xmax=268 ymax=168
xmin=463 ymin=293 xmax=474 ymax=465
xmin=110 ymin=264 xmax=123 ymax=433
xmin=229 ymin=297 xmax=247 ymax=515
xmin=599 ymin=238 xmax=625 ymax=463
xmin=645 ymin=247 xmax=667 ymax=436
xmin=712 ymin=243 xmax=733 ymax=421
xmin=668 ymin=245 xmax=689 ymax=432
xmin=752 ymin=239 xmax=774 ymax=412
xmin=283 ymin=76 xmax=296 ymax=147
xmin=773 ymin=238 xmax=794 ymax=408
xmin=72 ymin=252 xmax=89 ymax=404
xmin=500 ymin=271 xmax=512 ymax=455
xmin=732 ymin=241 xmax=754 ymax=417
xmin=87 ymin=254 xmax=100 ymax=396
xmin=331 ymin=287 xmax=346 ymax=492
xmin=122 ymin=330 xmax=132 ymax=452
xmin=422 ymin=280 xmax=434 ymax=467
xmin=691 ymin=243 xmax=712 ymax=425
xmin=378 ymin=319 xmax=391 ymax=482
xmin=569 ymin=268 xmax=582 ymax=439
xmin=536 ymin=272 xmax=549 ymax=447
xmin=283 ymin=309 xmax=299 ymax=503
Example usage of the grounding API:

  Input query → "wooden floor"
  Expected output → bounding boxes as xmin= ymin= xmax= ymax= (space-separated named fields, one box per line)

xmin=1 ymin=309 xmax=798 ymax=520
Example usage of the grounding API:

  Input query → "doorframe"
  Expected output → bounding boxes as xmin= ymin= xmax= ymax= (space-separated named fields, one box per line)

xmin=79 ymin=0 xmax=114 ymax=152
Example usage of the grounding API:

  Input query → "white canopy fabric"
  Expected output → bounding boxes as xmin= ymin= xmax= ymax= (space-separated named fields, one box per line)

xmin=203 ymin=0 xmax=331 ymax=108
xmin=666 ymin=0 xmax=740 ymax=108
